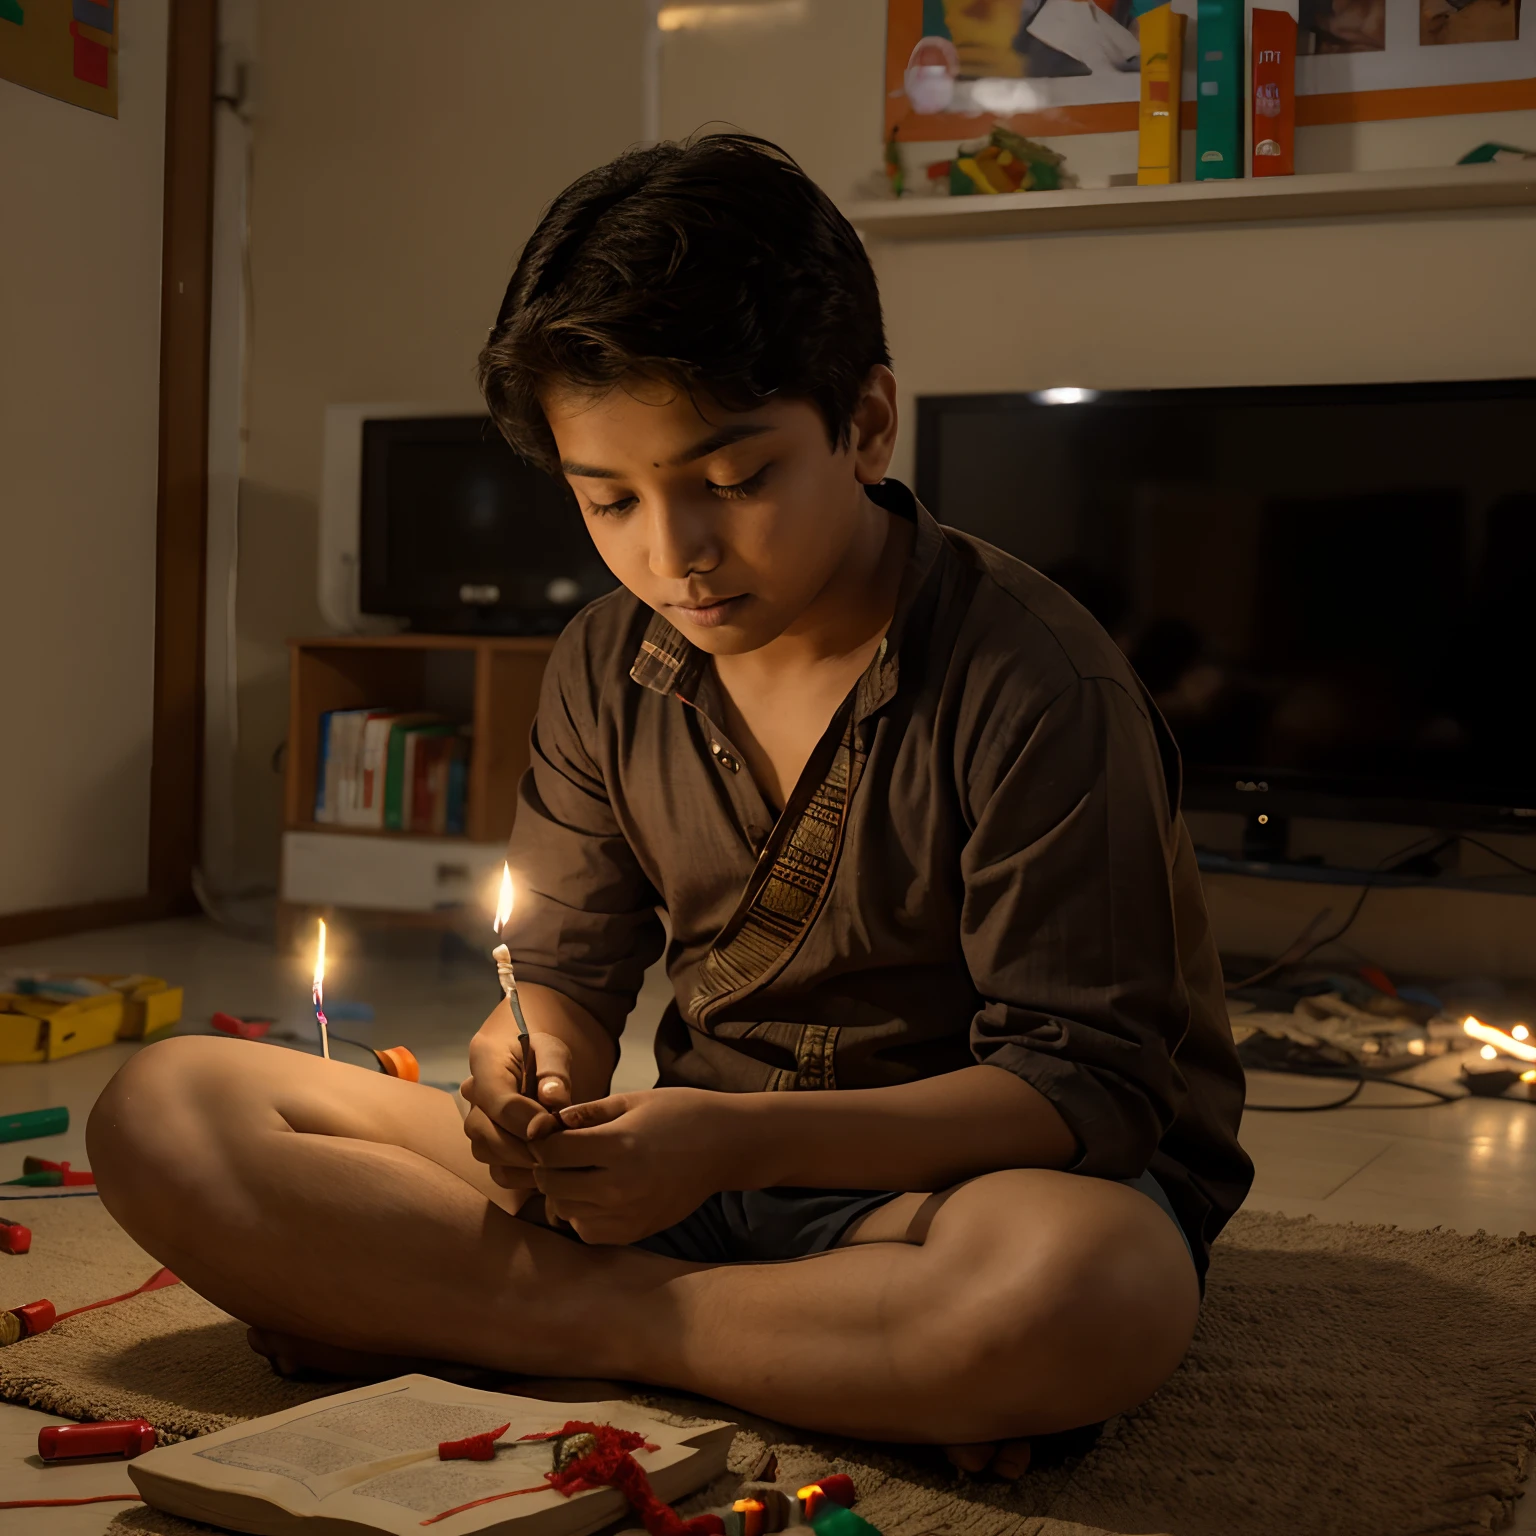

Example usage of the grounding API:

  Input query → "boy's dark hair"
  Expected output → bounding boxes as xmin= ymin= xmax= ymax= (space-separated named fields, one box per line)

xmin=478 ymin=132 xmax=890 ymax=473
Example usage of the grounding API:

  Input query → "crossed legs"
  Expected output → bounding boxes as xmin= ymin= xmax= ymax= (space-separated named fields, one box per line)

xmin=88 ymin=1036 xmax=1199 ymax=1446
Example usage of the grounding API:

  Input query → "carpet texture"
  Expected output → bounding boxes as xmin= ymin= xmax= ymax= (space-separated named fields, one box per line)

xmin=0 ymin=1195 xmax=1531 ymax=1536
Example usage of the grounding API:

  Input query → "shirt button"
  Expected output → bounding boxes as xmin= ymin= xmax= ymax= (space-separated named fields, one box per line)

xmin=719 ymin=752 xmax=740 ymax=772
xmin=710 ymin=741 xmax=721 ymax=756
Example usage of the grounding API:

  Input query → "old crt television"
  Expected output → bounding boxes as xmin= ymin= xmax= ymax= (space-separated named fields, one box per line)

xmin=357 ymin=414 xmax=616 ymax=633
xmin=915 ymin=380 xmax=1536 ymax=832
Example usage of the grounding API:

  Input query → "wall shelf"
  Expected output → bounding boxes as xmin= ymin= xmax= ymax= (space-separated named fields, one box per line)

xmin=848 ymin=161 xmax=1536 ymax=240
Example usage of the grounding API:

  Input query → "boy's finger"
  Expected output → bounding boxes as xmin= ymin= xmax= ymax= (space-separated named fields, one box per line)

xmin=527 ymin=1121 xmax=623 ymax=1169
xmin=532 ymin=1167 xmax=611 ymax=1202
xmin=545 ymin=1096 xmax=626 ymax=1133
xmin=528 ymin=1034 xmax=574 ymax=1112
xmin=462 ymin=1107 xmax=537 ymax=1166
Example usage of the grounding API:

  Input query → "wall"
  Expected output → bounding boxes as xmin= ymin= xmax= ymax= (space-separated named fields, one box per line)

xmin=656 ymin=0 xmax=1536 ymax=979
xmin=0 ymin=3 xmax=168 ymax=915
xmin=233 ymin=0 xmax=648 ymax=883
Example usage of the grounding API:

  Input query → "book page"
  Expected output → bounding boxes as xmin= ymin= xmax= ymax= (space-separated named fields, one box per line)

xmin=133 ymin=1376 xmax=732 ymax=1536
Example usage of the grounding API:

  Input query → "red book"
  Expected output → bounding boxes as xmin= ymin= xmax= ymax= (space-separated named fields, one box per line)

xmin=1252 ymin=9 xmax=1296 ymax=177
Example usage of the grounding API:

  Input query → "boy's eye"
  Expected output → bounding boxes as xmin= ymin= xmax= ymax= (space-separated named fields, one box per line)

xmin=585 ymin=493 xmax=637 ymax=517
xmin=707 ymin=466 xmax=769 ymax=501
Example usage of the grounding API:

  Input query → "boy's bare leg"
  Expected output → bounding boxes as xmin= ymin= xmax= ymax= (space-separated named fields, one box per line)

xmin=89 ymin=1037 xmax=1199 ymax=1447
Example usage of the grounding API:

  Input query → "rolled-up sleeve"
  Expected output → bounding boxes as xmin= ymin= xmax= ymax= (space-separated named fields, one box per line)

xmin=503 ymin=633 xmax=665 ymax=1042
xmin=961 ymin=675 xmax=1189 ymax=1179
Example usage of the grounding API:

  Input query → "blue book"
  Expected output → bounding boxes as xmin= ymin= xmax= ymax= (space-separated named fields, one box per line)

xmin=314 ymin=711 xmax=335 ymax=821
xmin=445 ymin=749 xmax=467 ymax=836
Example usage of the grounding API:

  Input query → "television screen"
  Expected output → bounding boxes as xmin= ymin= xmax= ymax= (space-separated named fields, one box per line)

xmin=916 ymin=381 xmax=1536 ymax=828
xmin=359 ymin=415 xmax=616 ymax=632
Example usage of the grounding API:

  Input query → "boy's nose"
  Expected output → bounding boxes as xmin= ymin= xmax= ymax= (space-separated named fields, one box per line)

xmin=646 ymin=499 xmax=720 ymax=581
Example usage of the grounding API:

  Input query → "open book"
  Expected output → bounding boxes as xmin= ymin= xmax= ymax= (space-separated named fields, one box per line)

xmin=129 ymin=1375 xmax=736 ymax=1536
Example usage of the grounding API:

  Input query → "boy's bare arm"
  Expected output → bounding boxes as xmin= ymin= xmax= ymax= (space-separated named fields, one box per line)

xmin=524 ymin=1068 xmax=1080 ymax=1245
xmin=732 ymin=1065 xmax=1079 ymax=1189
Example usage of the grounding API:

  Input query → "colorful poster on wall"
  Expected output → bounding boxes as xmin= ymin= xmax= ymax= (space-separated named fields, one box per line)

xmin=886 ymin=0 xmax=1534 ymax=135
xmin=0 ymin=0 xmax=118 ymax=118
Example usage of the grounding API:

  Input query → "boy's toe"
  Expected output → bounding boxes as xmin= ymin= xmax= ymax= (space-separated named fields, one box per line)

xmin=990 ymin=1438 xmax=1033 ymax=1479
xmin=943 ymin=1442 xmax=996 ymax=1475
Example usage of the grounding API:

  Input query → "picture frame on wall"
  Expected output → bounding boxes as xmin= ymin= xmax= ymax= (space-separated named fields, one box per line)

xmin=886 ymin=0 xmax=1534 ymax=136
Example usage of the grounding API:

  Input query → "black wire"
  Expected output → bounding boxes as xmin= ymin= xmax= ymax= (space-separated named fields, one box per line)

xmin=1457 ymin=833 xmax=1536 ymax=879
xmin=1224 ymin=829 xmax=1468 ymax=993
xmin=1246 ymin=1069 xmax=1463 ymax=1113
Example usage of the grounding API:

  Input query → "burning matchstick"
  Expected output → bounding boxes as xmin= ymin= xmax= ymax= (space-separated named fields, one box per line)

xmin=492 ymin=865 xmax=530 ymax=1044
xmin=313 ymin=918 xmax=330 ymax=1060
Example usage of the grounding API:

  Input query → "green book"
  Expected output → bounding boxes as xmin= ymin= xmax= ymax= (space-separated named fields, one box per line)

xmin=1196 ymin=0 xmax=1243 ymax=180
xmin=383 ymin=718 xmax=454 ymax=830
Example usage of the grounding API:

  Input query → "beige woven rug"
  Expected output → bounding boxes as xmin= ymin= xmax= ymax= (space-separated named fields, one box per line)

xmin=1 ymin=1195 xmax=1532 ymax=1536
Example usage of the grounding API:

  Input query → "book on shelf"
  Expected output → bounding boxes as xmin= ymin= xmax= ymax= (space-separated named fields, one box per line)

xmin=128 ymin=1373 xmax=735 ymax=1536
xmin=315 ymin=710 xmax=469 ymax=834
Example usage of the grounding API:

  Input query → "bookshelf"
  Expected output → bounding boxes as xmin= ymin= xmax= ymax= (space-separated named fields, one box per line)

xmin=279 ymin=634 xmax=555 ymax=946
xmin=847 ymin=161 xmax=1536 ymax=240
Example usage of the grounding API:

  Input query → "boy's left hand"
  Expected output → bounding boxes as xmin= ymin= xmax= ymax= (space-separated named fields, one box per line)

xmin=527 ymin=1087 xmax=739 ymax=1245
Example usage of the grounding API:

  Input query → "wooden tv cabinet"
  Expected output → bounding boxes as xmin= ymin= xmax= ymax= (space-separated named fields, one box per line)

xmin=278 ymin=633 xmax=554 ymax=949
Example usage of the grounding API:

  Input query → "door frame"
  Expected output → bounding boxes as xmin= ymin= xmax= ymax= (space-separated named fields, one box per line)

xmin=0 ymin=0 xmax=214 ymax=946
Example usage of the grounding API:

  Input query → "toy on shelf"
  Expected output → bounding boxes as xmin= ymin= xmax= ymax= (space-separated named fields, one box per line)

xmin=922 ymin=126 xmax=1071 ymax=197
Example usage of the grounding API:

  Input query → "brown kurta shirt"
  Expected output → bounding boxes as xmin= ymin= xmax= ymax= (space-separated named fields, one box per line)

xmin=505 ymin=480 xmax=1253 ymax=1276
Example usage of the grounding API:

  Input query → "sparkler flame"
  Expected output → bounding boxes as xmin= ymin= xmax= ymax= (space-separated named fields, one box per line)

xmin=313 ymin=918 xmax=327 ymax=993
xmin=494 ymin=864 xmax=514 ymax=935
xmin=1463 ymin=1016 xmax=1536 ymax=1064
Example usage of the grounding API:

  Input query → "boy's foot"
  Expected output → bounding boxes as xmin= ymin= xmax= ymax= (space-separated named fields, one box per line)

xmin=248 ymin=1326 xmax=442 ymax=1382
xmin=945 ymin=1439 xmax=1032 ymax=1479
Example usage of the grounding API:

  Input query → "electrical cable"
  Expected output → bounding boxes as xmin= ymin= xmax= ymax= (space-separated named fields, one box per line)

xmin=1224 ymin=830 xmax=1460 ymax=994
xmin=1456 ymin=833 xmax=1536 ymax=879
xmin=1246 ymin=1070 xmax=1462 ymax=1113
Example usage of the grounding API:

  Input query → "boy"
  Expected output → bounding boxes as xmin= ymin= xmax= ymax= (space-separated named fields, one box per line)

xmin=90 ymin=134 xmax=1251 ymax=1475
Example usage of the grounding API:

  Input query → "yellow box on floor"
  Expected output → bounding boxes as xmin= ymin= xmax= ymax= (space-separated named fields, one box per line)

xmin=0 ymin=991 xmax=124 ymax=1062
xmin=88 ymin=974 xmax=184 ymax=1040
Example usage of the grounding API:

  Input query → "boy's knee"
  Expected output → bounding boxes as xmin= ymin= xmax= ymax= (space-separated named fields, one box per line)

xmin=88 ymin=1036 xmax=240 ymax=1198
xmin=915 ymin=1174 xmax=1198 ymax=1425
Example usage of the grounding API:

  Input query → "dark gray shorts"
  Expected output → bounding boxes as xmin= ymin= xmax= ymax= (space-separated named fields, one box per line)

xmin=633 ymin=1167 xmax=1193 ymax=1268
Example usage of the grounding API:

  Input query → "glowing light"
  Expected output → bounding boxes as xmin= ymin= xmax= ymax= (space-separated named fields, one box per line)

xmin=657 ymin=0 xmax=806 ymax=30
xmin=494 ymin=864 xmax=514 ymax=935
xmin=312 ymin=919 xmax=330 ymax=1061
xmin=1464 ymin=1016 xmax=1536 ymax=1063
xmin=1406 ymin=1038 xmax=1426 ymax=1055
xmin=1522 ymin=1070 xmax=1536 ymax=1083
xmin=1031 ymin=387 xmax=1100 ymax=406
xmin=1481 ymin=1044 xmax=1499 ymax=1060
xmin=1514 ymin=1024 xmax=1530 ymax=1042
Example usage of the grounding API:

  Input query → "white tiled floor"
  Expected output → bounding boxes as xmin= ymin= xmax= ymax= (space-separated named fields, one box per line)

xmin=1 ymin=916 xmax=1532 ymax=1532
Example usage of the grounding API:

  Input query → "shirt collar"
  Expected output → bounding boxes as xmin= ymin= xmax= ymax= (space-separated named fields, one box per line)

xmin=628 ymin=478 xmax=948 ymax=716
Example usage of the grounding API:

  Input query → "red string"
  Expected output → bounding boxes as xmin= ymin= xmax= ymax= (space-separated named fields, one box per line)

xmin=0 ymin=1495 xmax=143 ymax=1508
xmin=420 ymin=1421 xmax=723 ymax=1535
xmin=54 ymin=1267 xmax=180 ymax=1322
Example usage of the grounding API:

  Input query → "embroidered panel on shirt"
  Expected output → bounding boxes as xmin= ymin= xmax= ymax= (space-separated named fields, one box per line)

xmin=689 ymin=709 xmax=865 ymax=1033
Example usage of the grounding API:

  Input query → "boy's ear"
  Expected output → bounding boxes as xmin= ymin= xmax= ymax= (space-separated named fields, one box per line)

xmin=850 ymin=365 xmax=899 ymax=486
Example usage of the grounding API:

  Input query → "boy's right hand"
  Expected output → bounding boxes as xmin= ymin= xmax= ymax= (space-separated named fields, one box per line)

xmin=461 ymin=1025 xmax=575 ymax=1191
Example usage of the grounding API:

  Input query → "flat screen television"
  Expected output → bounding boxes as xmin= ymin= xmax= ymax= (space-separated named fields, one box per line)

xmin=358 ymin=414 xmax=616 ymax=633
xmin=916 ymin=380 xmax=1536 ymax=833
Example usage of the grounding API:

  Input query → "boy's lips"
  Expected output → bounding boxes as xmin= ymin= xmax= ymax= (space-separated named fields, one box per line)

xmin=669 ymin=595 xmax=748 ymax=629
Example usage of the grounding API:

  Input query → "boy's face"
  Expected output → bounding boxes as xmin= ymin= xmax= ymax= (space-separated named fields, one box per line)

xmin=544 ymin=370 xmax=897 ymax=656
